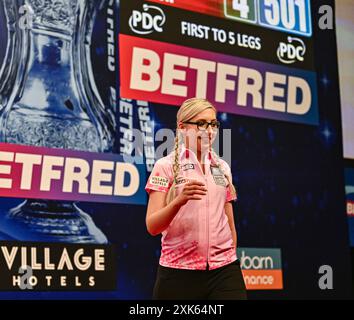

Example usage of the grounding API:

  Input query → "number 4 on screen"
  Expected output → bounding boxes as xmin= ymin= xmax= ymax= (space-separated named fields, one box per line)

xmin=224 ymin=0 xmax=257 ymax=24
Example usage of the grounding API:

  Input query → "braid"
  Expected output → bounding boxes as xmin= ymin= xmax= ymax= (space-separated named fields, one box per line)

xmin=166 ymin=128 xmax=181 ymax=204
xmin=210 ymin=148 xmax=237 ymax=199
xmin=172 ymin=131 xmax=180 ymax=183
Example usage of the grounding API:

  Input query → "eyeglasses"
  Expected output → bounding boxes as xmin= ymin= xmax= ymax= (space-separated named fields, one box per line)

xmin=183 ymin=120 xmax=220 ymax=131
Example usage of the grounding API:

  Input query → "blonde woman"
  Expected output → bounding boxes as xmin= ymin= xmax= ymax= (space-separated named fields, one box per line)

xmin=145 ymin=98 xmax=246 ymax=300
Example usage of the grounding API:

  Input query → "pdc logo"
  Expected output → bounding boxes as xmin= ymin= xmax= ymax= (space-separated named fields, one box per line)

xmin=277 ymin=36 xmax=306 ymax=64
xmin=129 ymin=4 xmax=166 ymax=35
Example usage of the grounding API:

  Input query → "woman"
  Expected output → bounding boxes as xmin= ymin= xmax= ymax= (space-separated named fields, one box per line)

xmin=145 ymin=98 xmax=247 ymax=300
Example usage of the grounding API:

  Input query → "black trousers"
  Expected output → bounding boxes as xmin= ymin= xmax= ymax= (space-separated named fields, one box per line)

xmin=153 ymin=259 xmax=247 ymax=300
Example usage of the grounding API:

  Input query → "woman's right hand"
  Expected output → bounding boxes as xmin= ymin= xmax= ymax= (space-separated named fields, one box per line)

xmin=174 ymin=180 xmax=207 ymax=206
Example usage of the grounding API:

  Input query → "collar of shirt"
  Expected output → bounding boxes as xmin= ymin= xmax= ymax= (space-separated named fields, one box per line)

xmin=178 ymin=143 xmax=218 ymax=166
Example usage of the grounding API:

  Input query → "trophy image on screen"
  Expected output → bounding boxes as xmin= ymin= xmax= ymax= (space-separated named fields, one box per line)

xmin=0 ymin=0 xmax=116 ymax=243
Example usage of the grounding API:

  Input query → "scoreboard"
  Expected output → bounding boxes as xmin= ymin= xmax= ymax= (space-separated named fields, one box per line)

xmin=122 ymin=0 xmax=318 ymax=125
xmin=150 ymin=0 xmax=312 ymax=36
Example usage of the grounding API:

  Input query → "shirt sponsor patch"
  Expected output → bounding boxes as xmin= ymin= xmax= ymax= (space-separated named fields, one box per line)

xmin=175 ymin=177 xmax=190 ymax=185
xmin=150 ymin=176 xmax=169 ymax=188
xmin=181 ymin=163 xmax=195 ymax=171
xmin=210 ymin=165 xmax=227 ymax=187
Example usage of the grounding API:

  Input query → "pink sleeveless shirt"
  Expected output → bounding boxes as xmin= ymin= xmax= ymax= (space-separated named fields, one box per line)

xmin=145 ymin=144 xmax=237 ymax=270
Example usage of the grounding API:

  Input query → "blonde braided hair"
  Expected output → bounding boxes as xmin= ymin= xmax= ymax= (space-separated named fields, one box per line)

xmin=210 ymin=147 xmax=237 ymax=200
xmin=166 ymin=131 xmax=181 ymax=204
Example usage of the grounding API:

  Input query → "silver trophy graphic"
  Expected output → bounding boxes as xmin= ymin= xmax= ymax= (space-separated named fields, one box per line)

xmin=0 ymin=0 xmax=116 ymax=243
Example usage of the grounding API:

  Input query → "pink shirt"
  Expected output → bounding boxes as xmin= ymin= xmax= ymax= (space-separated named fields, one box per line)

xmin=145 ymin=144 xmax=238 ymax=270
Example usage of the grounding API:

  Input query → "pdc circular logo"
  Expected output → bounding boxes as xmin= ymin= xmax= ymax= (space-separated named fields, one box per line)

xmin=129 ymin=4 xmax=166 ymax=35
xmin=277 ymin=36 xmax=306 ymax=64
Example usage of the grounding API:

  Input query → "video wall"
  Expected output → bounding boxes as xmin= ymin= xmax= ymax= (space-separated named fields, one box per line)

xmin=0 ymin=0 xmax=352 ymax=299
